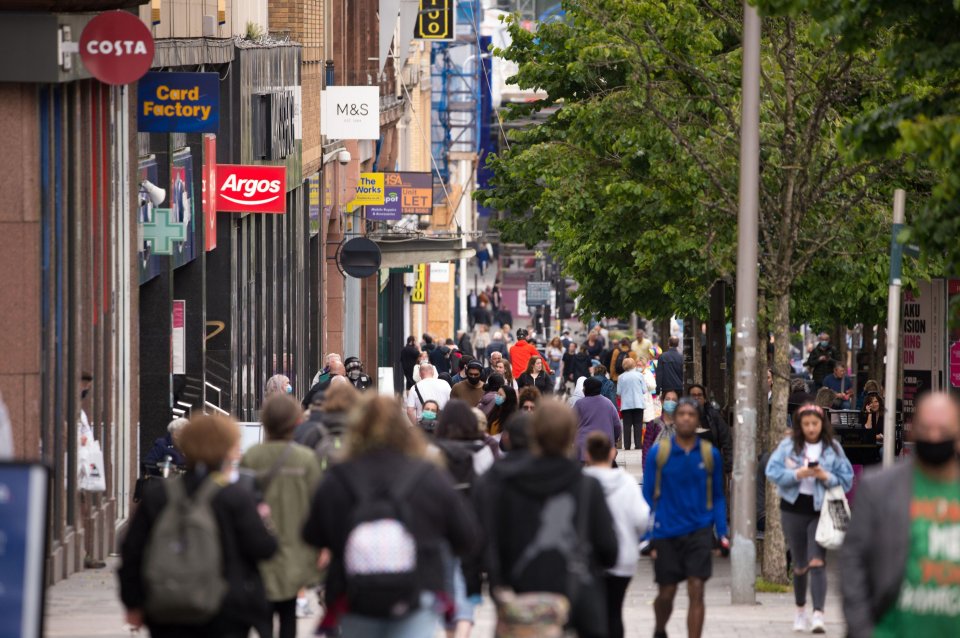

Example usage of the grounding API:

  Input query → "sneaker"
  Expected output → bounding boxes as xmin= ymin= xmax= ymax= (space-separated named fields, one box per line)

xmin=793 ymin=610 xmax=809 ymax=632
xmin=295 ymin=597 xmax=312 ymax=618
xmin=811 ymin=611 xmax=826 ymax=634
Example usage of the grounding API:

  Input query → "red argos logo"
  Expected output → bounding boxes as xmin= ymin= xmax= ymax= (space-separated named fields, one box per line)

xmin=215 ymin=165 xmax=287 ymax=214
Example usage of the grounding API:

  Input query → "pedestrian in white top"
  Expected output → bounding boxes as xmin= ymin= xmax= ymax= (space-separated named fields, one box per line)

xmin=406 ymin=363 xmax=452 ymax=425
xmin=583 ymin=431 xmax=650 ymax=638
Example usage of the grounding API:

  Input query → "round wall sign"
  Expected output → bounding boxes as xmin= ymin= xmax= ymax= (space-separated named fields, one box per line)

xmin=79 ymin=11 xmax=155 ymax=85
xmin=338 ymin=237 xmax=382 ymax=279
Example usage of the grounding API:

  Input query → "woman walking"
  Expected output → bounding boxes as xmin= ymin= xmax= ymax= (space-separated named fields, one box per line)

xmin=766 ymin=404 xmax=854 ymax=633
xmin=518 ymin=355 xmax=553 ymax=395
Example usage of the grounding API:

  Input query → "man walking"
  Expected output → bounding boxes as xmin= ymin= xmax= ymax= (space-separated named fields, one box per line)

xmin=842 ymin=392 xmax=960 ymax=637
xmin=405 ymin=363 xmax=451 ymax=425
xmin=450 ymin=360 xmax=486 ymax=407
xmin=805 ymin=332 xmax=838 ymax=389
xmin=656 ymin=336 xmax=684 ymax=397
xmin=632 ymin=328 xmax=653 ymax=364
xmin=643 ymin=397 xmax=728 ymax=638
xmin=616 ymin=358 xmax=647 ymax=450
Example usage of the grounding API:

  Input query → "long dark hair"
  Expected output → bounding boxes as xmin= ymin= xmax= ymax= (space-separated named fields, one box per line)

xmin=435 ymin=399 xmax=483 ymax=441
xmin=491 ymin=386 xmax=518 ymax=425
xmin=792 ymin=403 xmax=838 ymax=455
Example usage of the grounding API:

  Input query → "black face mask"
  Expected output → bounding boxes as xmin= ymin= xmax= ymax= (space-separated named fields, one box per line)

xmin=914 ymin=439 xmax=957 ymax=467
xmin=468 ymin=376 xmax=481 ymax=385
xmin=81 ymin=388 xmax=90 ymax=399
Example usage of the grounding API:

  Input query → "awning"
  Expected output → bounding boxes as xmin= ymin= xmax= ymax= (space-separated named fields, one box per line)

xmin=372 ymin=236 xmax=477 ymax=268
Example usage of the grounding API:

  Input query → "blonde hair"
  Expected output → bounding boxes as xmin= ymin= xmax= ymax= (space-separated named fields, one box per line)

xmin=346 ymin=396 xmax=426 ymax=460
xmin=622 ymin=357 xmax=637 ymax=371
xmin=264 ymin=374 xmax=290 ymax=400
xmin=179 ymin=414 xmax=240 ymax=469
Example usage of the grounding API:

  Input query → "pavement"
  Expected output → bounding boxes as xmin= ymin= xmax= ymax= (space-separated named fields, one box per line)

xmin=45 ymin=450 xmax=847 ymax=637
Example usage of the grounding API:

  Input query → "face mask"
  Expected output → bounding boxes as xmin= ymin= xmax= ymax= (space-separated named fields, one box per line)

xmin=468 ymin=376 xmax=481 ymax=385
xmin=914 ymin=439 xmax=957 ymax=466
xmin=285 ymin=384 xmax=293 ymax=394
xmin=80 ymin=389 xmax=90 ymax=399
xmin=820 ymin=341 xmax=829 ymax=348
xmin=348 ymin=370 xmax=361 ymax=380
xmin=494 ymin=395 xmax=505 ymax=406
xmin=663 ymin=400 xmax=678 ymax=414
xmin=421 ymin=410 xmax=437 ymax=421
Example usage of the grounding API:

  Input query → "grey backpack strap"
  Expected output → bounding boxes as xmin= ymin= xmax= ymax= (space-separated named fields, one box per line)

xmin=258 ymin=442 xmax=296 ymax=495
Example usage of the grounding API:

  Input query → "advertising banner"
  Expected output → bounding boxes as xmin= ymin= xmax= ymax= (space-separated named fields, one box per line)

xmin=950 ymin=280 xmax=960 ymax=388
xmin=138 ymin=72 xmax=219 ymax=133
xmin=902 ymin=280 xmax=948 ymax=424
xmin=348 ymin=173 xmax=385 ymax=212
xmin=321 ymin=86 xmax=380 ymax=140
xmin=366 ymin=172 xmax=433 ymax=219
xmin=170 ymin=149 xmax=197 ymax=269
xmin=308 ymin=174 xmax=321 ymax=236
xmin=411 ymin=263 xmax=428 ymax=304
xmin=0 ymin=463 xmax=50 ymax=638
xmin=202 ymin=135 xmax=217 ymax=251
xmin=172 ymin=300 xmax=186 ymax=374
xmin=216 ymin=165 xmax=287 ymax=214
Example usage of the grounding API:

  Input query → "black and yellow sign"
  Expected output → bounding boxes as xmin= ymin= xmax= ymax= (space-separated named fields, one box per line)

xmin=411 ymin=264 xmax=428 ymax=304
xmin=415 ymin=0 xmax=455 ymax=41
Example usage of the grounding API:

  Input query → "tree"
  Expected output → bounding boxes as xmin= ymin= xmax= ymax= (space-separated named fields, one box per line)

xmin=478 ymin=0 xmax=910 ymax=582
xmin=754 ymin=0 xmax=960 ymax=278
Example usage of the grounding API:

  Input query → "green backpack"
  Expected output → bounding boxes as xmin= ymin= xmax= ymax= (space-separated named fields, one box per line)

xmin=143 ymin=476 xmax=228 ymax=623
xmin=653 ymin=438 xmax=715 ymax=510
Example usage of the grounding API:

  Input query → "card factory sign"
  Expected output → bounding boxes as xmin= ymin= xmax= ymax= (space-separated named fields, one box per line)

xmin=138 ymin=72 xmax=219 ymax=133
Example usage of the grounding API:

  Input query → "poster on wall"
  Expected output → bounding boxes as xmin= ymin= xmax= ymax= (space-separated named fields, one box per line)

xmin=902 ymin=280 xmax=948 ymax=425
xmin=172 ymin=300 xmax=186 ymax=374
xmin=308 ymin=174 xmax=321 ymax=236
xmin=138 ymin=156 xmax=164 ymax=284
xmin=170 ymin=149 xmax=197 ymax=269
xmin=950 ymin=280 xmax=960 ymax=388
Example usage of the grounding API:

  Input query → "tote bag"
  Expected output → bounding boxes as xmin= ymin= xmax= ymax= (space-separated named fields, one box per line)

xmin=815 ymin=486 xmax=850 ymax=550
xmin=78 ymin=440 xmax=107 ymax=492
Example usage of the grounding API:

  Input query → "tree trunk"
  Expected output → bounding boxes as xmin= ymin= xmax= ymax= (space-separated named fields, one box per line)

xmin=762 ymin=290 xmax=792 ymax=585
xmin=861 ymin=323 xmax=875 ymax=380
xmin=656 ymin=317 xmax=672 ymax=348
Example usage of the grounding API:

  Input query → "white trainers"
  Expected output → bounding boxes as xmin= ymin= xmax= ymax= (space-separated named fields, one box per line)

xmin=296 ymin=597 xmax=312 ymax=618
xmin=811 ymin=611 xmax=826 ymax=634
xmin=793 ymin=609 xmax=809 ymax=632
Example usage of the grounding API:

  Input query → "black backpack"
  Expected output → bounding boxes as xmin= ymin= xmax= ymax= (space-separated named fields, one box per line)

xmin=614 ymin=350 xmax=629 ymax=375
xmin=341 ymin=464 xmax=429 ymax=618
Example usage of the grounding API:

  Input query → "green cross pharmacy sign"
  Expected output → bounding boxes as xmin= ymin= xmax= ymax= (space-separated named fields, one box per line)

xmin=142 ymin=208 xmax=187 ymax=255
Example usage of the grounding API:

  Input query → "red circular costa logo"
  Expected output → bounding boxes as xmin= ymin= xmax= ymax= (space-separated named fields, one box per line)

xmin=79 ymin=11 xmax=154 ymax=85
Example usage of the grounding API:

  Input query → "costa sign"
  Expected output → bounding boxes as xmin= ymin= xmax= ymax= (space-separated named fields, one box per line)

xmin=79 ymin=11 xmax=154 ymax=85
xmin=216 ymin=165 xmax=287 ymax=214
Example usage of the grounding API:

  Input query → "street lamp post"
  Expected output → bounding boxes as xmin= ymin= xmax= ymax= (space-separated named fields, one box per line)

xmin=882 ymin=190 xmax=906 ymax=468
xmin=731 ymin=0 xmax=761 ymax=605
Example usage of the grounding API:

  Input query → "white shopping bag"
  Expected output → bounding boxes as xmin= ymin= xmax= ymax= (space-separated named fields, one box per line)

xmin=78 ymin=440 xmax=107 ymax=492
xmin=815 ymin=486 xmax=850 ymax=550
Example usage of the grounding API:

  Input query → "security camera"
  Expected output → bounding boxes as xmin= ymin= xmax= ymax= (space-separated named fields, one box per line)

xmin=337 ymin=149 xmax=351 ymax=165
xmin=140 ymin=180 xmax=166 ymax=207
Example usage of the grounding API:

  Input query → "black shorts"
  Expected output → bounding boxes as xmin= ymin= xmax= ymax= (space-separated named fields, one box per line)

xmin=652 ymin=526 xmax=714 ymax=585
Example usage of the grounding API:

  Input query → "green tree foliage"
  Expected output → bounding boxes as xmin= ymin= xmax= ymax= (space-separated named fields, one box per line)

xmin=477 ymin=0 xmax=914 ymax=582
xmin=753 ymin=0 xmax=960 ymax=276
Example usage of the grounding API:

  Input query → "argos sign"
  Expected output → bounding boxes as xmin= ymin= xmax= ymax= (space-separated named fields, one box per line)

xmin=79 ymin=11 xmax=154 ymax=85
xmin=216 ymin=165 xmax=287 ymax=214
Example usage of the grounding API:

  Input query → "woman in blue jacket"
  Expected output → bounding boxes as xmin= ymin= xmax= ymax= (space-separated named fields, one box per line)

xmin=766 ymin=404 xmax=853 ymax=634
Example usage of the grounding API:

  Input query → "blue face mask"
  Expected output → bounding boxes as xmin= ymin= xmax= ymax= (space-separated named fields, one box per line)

xmin=494 ymin=395 xmax=505 ymax=406
xmin=285 ymin=384 xmax=293 ymax=394
xmin=820 ymin=341 xmax=829 ymax=348
xmin=663 ymin=400 xmax=678 ymax=414
xmin=421 ymin=410 xmax=437 ymax=421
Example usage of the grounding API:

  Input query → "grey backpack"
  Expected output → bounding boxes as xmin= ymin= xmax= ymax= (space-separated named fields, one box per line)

xmin=143 ymin=477 xmax=227 ymax=623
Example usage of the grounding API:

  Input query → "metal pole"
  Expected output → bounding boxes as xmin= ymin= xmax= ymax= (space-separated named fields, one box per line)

xmin=731 ymin=0 xmax=761 ymax=605
xmin=883 ymin=189 xmax=906 ymax=467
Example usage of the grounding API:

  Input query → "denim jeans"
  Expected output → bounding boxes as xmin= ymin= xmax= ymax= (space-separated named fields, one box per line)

xmin=339 ymin=592 xmax=440 ymax=638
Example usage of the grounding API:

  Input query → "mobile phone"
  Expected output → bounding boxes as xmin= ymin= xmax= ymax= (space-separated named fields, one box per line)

xmin=808 ymin=461 xmax=819 ymax=468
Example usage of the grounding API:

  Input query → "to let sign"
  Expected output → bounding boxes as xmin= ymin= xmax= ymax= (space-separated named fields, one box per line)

xmin=79 ymin=11 xmax=154 ymax=85
xmin=138 ymin=72 xmax=219 ymax=133
xmin=216 ymin=165 xmax=286 ymax=214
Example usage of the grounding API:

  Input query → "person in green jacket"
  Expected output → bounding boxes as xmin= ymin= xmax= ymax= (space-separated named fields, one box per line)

xmin=242 ymin=394 xmax=322 ymax=638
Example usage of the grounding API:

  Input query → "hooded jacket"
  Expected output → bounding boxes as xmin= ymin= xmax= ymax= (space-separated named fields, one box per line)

xmin=582 ymin=466 xmax=650 ymax=577
xmin=509 ymin=339 xmax=551 ymax=378
xmin=474 ymin=455 xmax=618 ymax=633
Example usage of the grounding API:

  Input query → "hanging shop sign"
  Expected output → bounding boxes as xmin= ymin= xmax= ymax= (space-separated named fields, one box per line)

xmin=172 ymin=300 xmax=186 ymax=375
xmin=411 ymin=263 xmax=428 ymax=304
xmin=79 ymin=11 xmax=155 ymax=85
xmin=215 ymin=165 xmax=287 ymax=214
xmin=415 ymin=0 xmax=455 ymax=41
xmin=138 ymin=72 xmax=219 ymax=133
xmin=366 ymin=172 xmax=433 ymax=220
xmin=321 ymin=86 xmax=380 ymax=140
xmin=338 ymin=237 xmax=382 ymax=279
xmin=202 ymin=135 xmax=217 ymax=251
xmin=141 ymin=208 xmax=187 ymax=256
xmin=347 ymin=173 xmax=385 ymax=212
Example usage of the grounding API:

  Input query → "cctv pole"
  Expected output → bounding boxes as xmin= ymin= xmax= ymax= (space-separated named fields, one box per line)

xmin=882 ymin=190 xmax=906 ymax=468
xmin=731 ymin=0 xmax=760 ymax=605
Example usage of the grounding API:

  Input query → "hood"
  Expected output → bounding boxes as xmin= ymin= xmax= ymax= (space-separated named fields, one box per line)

xmin=583 ymin=466 xmax=631 ymax=496
xmin=477 ymin=392 xmax=497 ymax=416
xmin=501 ymin=455 xmax=582 ymax=498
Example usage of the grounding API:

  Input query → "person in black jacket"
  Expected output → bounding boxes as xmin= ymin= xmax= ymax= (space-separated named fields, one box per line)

xmin=687 ymin=384 xmax=734 ymax=476
xmin=805 ymin=332 xmax=839 ymax=389
xmin=302 ymin=396 xmax=479 ymax=635
xmin=656 ymin=336 xmax=685 ymax=396
xmin=400 ymin=336 xmax=422 ymax=390
xmin=475 ymin=399 xmax=619 ymax=638
xmin=118 ymin=414 xmax=278 ymax=638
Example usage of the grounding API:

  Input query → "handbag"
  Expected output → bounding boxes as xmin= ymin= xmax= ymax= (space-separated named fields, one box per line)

xmin=79 ymin=440 xmax=107 ymax=492
xmin=493 ymin=588 xmax=569 ymax=638
xmin=815 ymin=485 xmax=851 ymax=550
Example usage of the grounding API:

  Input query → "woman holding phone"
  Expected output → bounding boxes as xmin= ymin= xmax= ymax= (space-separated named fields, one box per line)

xmin=766 ymin=404 xmax=854 ymax=634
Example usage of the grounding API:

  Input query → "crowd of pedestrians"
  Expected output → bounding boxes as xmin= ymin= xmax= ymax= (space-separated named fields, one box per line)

xmin=114 ymin=324 xmax=960 ymax=637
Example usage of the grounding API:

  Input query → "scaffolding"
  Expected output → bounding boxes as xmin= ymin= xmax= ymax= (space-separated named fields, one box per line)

xmin=430 ymin=0 xmax=483 ymax=183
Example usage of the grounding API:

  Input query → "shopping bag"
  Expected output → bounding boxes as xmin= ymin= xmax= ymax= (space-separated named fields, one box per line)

xmin=79 ymin=440 xmax=107 ymax=492
xmin=815 ymin=486 xmax=850 ymax=550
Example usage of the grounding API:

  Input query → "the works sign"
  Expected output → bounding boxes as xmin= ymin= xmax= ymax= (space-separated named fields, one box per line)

xmin=215 ymin=165 xmax=287 ymax=214
xmin=138 ymin=72 xmax=220 ymax=133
